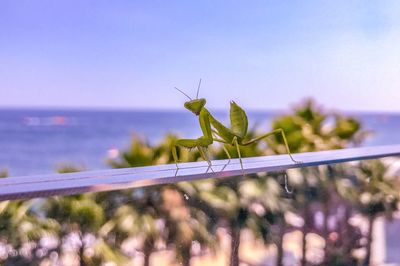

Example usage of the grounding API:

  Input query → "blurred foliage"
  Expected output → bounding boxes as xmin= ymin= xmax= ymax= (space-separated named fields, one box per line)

xmin=0 ymin=98 xmax=399 ymax=266
xmin=269 ymin=98 xmax=367 ymax=153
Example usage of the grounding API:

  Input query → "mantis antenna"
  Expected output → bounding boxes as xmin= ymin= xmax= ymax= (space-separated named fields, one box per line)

xmin=196 ymin=78 xmax=202 ymax=99
xmin=174 ymin=87 xmax=192 ymax=100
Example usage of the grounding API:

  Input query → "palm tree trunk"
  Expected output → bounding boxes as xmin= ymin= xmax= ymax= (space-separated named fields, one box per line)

xmin=364 ymin=214 xmax=376 ymax=266
xmin=181 ymin=245 xmax=191 ymax=266
xmin=276 ymin=221 xmax=285 ymax=266
xmin=301 ymin=223 xmax=307 ymax=266
xmin=342 ymin=204 xmax=352 ymax=259
xmin=301 ymin=204 xmax=310 ymax=266
xmin=79 ymin=234 xmax=86 ymax=266
xmin=230 ymin=225 xmax=241 ymax=266
xmin=143 ymin=238 xmax=153 ymax=266
xmin=322 ymin=199 xmax=330 ymax=264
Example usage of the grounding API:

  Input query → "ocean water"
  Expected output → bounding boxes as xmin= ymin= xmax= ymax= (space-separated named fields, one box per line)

xmin=0 ymin=109 xmax=399 ymax=176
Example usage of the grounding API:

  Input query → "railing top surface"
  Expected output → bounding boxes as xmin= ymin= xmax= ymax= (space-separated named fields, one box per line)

xmin=1 ymin=144 xmax=400 ymax=201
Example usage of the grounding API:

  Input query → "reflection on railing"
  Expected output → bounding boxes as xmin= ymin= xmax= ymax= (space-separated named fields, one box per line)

xmin=0 ymin=145 xmax=400 ymax=265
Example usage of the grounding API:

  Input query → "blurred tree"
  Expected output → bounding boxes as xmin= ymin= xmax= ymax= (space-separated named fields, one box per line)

xmin=0 ymin=200 xmax=57 ymax=265
xmin=0 ymin=174 xmax=58 ymax=265
xmin=110 ymin=192 xmax=164 ymax=266
xmin=161 ymin=187 xmax=216 ymax=266
xmin=240 ymin=173 xmax=291 ymax=266
xmin=43 ymin=166 xmax=126 ymax=266
xmin=267 ymin=98 xmax=368 ymax=265
xmin=269 ymin=99 xmax=365 ymax=154
xmin=196 ymin=128 xmax=283 ymax=266
xmin=355 ymin=160 xmax=400 ymax=266
xmin=108 ymin=134 xmax=215 ymax=266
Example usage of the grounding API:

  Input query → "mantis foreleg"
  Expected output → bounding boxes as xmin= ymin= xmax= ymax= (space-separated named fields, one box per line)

xmin=172 ymin=108 xmax=215 ymax=174
xmin=198 ymin=146 xmax=214 ymax=173
xmin=172 ymin=145 xmax=181 ymax=176
xmin=243 ymin=128 xmax=302 ymax=164
xmin=172 ymin=145 xmax=179 ymax=168
xmin=212 ymin=135 xmax=244 ymax=174
xmin=172 ymin=140 xmax=215 ymax=175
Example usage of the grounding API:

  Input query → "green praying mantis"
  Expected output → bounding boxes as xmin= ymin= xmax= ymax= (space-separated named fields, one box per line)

xmin=172 ymin=79 xmax=301 ymax=175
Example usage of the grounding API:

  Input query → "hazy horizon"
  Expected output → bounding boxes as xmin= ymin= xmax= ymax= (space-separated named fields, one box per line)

xmin=1 ymin=103 xmax=400 ymax=115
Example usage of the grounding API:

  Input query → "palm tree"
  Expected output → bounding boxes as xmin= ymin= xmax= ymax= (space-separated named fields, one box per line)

xmin=0 ymin=199 xmax=57 ymax=265
xmin=153 ymin=134 xmax=217 ymax=265
xmin=201 ymin=128 xmax=273 ymax=266
xmin=42 ymin=166 xmax=126 ymax=266
xmin=198 ymin=178 xmax=244 ymax=266
xmin=161 ymin=186 xmax=216 ymax=266
xmin=240 ymin=173 xmax=291 ymax=266
xmin=0 ymin=172 xmax=58 ymax=265
xmin=355 ymin=160 xmax=400 ymax=266
xmin=44 ymin=194 xmax=112 ymax=265
xmin=267 ymin=99 xmax=367 ymax=265
xmin=285 ymin=167 xmax=322 ymax=266
xmin=108 ymin=134 xmax=216 ymax=265
xmin=111 ymin=196 xmax=163 ymax=266
xmin=107 ymin=136 xmax=168 ymax=264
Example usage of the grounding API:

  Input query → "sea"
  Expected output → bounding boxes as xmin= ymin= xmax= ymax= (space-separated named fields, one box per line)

xmin=0 ymin=109 xmax=399 ymax=177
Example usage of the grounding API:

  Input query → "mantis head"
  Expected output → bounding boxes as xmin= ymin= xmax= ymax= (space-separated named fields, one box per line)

xmin=175 ymin=79 xmax=206 ymax=116
xmin=184 ymin=98 xmax=206 ymax=115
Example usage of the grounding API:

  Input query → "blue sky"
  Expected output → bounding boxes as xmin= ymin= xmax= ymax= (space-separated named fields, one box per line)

xmin=1 ymin=1 xmax=399 ymax=112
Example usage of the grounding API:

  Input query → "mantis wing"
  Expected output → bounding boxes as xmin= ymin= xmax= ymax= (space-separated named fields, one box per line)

xmin=230 ymin=101 xmax=248 ymax=139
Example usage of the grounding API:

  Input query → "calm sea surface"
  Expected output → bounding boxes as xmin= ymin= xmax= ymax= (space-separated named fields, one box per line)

xmin=0 ymin=109 xmax=399 ymax=176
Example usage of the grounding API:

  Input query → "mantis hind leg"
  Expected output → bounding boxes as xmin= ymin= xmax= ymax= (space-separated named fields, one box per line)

xmin=279 ymin=129 xmax=302 ymax=164
xmin=212 ymin=133 xmax=244 ymax=174
xmin=243 ymin=128 xmax=302 ymax=164
xmin=210 ymin=132 xmax=231 ymax=172
xmin=232 ymin=136 xmax=245 ymax=175
xmin=220 ymin=145 xmax=232 ymax=172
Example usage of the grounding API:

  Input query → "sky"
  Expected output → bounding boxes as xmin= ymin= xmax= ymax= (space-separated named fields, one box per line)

xmin=0 ymin=1 xmax=400 ymax=112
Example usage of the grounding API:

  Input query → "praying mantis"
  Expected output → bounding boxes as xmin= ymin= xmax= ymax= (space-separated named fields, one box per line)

xmin=172 ymin=80 xmax=301 ymax=174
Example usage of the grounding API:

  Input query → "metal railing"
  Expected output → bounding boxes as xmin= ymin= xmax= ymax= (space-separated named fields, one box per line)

xmin=1 ymin=144 xmax=400 ymax=201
